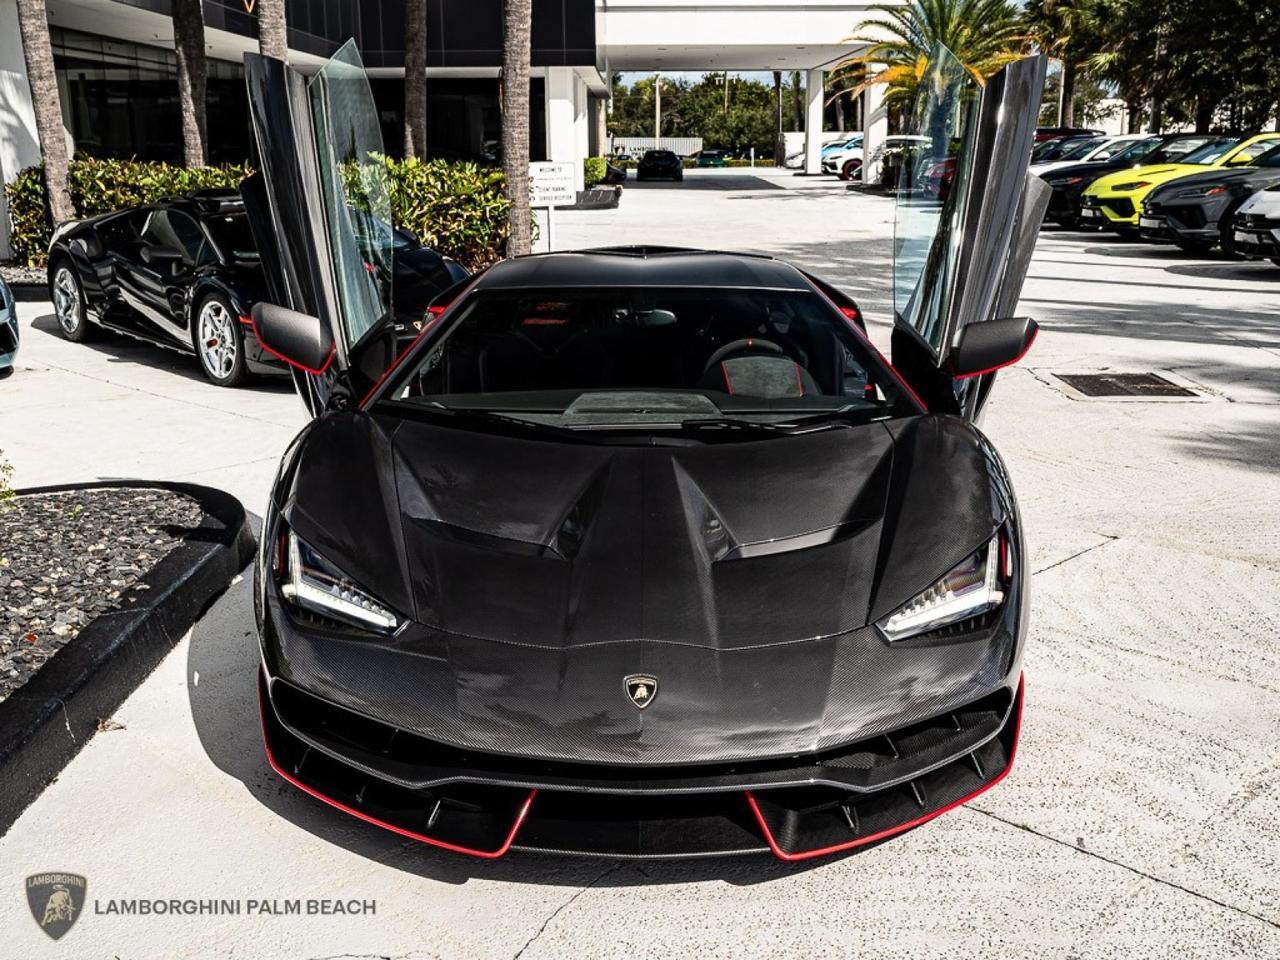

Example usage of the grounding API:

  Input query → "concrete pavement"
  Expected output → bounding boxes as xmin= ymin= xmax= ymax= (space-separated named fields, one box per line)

xmin=1 ymin=168 xmax=1278 ymax=958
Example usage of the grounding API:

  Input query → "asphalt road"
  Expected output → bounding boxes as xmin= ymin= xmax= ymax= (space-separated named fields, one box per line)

xmin=2 ymin=168 xmax=1278 ymax=959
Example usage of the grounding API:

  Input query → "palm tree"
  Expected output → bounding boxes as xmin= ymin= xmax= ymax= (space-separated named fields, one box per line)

xmin=172 ymin=0 xmax=207 ymax=167
xmin=837 ymin=0 xmax=1026 ymax=114
xmin=404 ymin=0 xmax=428 ymax=158
xmin=502 ymin=0 xmax=532 ymax=256
xmin=1023 ymin=0 xmax=1101 ymax=127
xmin=257 ymin=0 xmax=288 ymax=61
xmin=14 ymin=0 xmax=73 ymax=223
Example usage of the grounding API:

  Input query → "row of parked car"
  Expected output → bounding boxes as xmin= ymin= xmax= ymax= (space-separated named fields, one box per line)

xmin=1032 ymin=130 xmax=1280 ymax=266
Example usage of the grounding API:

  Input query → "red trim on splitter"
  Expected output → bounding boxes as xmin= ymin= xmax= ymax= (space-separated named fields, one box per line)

xmin=257 ymin=674 xmax=535 ymax=859
xmin=745 ymin=674 xmax=1025 ymax=862
xmin=952 ymin=327 xmax=1038 ymax=380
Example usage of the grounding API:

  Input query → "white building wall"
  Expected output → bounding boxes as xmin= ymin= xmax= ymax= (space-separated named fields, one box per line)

xmin=0 ymin=0 xmax=43 ymax=260
xmin=545 ymin=66 xmax=588 ymax=192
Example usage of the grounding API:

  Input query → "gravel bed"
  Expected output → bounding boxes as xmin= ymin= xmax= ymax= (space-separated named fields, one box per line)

xmin=0 ymin=263 xmax=44 ymax=286
xmin=0 ymin=488 xmax=204 ymax=703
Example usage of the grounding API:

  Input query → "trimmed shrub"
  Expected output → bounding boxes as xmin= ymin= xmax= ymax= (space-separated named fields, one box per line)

xmin=583 ymin=156 xmax=607 ymax=188
xmin=7 ymin=155 xmax=511 ymax=272
xmin=5 ymin=159 xmax=247 ymax=267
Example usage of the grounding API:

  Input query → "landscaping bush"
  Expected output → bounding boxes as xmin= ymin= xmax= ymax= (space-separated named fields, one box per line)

xmin=7 ymin=155 xmax=512 ymax=272
xmin=583 ymin=156 xmax=607 ymax=188
xmin=5 ymin=159 xmax=248 ymax=267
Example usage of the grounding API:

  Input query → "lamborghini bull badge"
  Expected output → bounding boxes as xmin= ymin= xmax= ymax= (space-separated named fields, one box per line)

xmin=625 ymin=675 xmax=658 ymax=709
xmin=26 ymin=872 xmax=86 ymax=940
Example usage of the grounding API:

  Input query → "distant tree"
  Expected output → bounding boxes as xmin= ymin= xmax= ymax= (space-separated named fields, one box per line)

xmin=14 ymin=0 xmax=73 ymax=223
xmin=501 ymin=0 xmax=532 ymax=256
xmin=836 ymin=0 xmax=1026 ymax=118
xmin=1023 ymin=0 xmax=1103 ymax=127
xmin=404 ymin=0 xmax=428 ymax=158
xmin=790 ymin=71 xmax=804 ymax=131
xmin=257 ymin=0 xmax=288 ymax=61
xmin=172 ymin=0 xmax=207 ymax=166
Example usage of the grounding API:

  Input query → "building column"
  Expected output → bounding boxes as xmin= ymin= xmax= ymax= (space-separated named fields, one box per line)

xmin=545 ymin=67 xmax=586 ymax=192
xmin=803 ymin=68 xmax=824 ymax=174
xmin=862 ymin=73 xmax=888 ymax=185
xmin=0 ymin=0 xmax=44 ymax=259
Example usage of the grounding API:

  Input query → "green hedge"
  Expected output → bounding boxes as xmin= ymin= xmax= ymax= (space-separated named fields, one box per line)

xmin=6 ymin=155 xmax=511 ymax=272
xmin=583 ymin=156 xmax=607 ymax=188
xmin=5 ymin=159 xmax=248 ymax=267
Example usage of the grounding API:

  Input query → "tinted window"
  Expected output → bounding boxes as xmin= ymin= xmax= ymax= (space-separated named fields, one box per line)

xmin=1254 ymin=144 xmax=1280 ymax=168
xmin=141 ymin=210 xmax=207 ymax=264
xmin=1179 ymin=139 xmax=1241 ymax=164
xmin=204 ymin=212 xmax=259 ymax=261
xmin=1230 ymin=138 xmax=1280 ymax=164
xmin=387 ymin=286 xmax=915 ymax=434
xmin=1097 ymin=138 xmax=1156 ymax=161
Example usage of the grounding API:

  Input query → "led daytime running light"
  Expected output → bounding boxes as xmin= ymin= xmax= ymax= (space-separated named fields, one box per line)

xmin=879 ymin=534 xmax=1006 ymax=642
xmin=281 ymin=531 xmax=400 ymax=633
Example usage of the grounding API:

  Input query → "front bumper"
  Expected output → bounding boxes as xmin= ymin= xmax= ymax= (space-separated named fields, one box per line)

xmin=259 ymin=668 xmax=1023 ymax=860
xmin=1140 ymin=198 xmax=1227 ymax=243
xmin=1232 ymin=215 xmax=1280 ymax=259
xmin=1080 ymin=193 xmax=1138 ymax=229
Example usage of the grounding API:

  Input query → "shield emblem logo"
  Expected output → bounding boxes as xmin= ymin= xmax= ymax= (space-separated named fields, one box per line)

xmin=26 ymin=873 xmax=87 ymax=940
xmin=624 ymin=675 xmax=658 ymax=709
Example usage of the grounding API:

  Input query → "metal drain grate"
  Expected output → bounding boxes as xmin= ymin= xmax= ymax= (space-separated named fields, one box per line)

xmin=1055 ymin=373 xmax=1198 ymax=398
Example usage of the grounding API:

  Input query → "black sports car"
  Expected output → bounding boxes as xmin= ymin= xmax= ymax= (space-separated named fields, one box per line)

xmin=46 ymin=190 xmax=466 ymax=387
xmin=1038 ymin=134 xmax=1214 ymax=227
xmin=243 ymin=43 xmax=1046 ymax=860
xmin=636 ymin=150 xmax=684 ymax=182
xmin=1138 ymin=143 xmax=1280 ymax=253
xmin=0 ymin=278 xmax=17 ymax=377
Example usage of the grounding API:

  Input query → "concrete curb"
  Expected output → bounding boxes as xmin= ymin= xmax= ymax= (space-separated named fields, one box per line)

xmin=0 ymin=481 xmax=255 ymax=835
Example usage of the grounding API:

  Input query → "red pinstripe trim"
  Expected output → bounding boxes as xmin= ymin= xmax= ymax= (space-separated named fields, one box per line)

xmin=745 ymin=674 xmax=1024 ymax=862
xmin=952 ymin=327 xmax=1038 ymax=380
xmin=721 ymin=362 xmax=734 ymax=395
xmin=250 ymin=321 xmax=336 ymax=376
xmin=793 ymin=362 xmax=804 ymax=396
xmin=258 ymin=673 xmax=535 ymax=859
xmin=806 ymin=280 xmax=928 ymax=412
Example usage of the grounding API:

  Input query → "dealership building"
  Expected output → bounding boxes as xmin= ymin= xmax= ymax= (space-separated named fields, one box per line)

xmin=0 ymin=0 xmax=886 ymax=257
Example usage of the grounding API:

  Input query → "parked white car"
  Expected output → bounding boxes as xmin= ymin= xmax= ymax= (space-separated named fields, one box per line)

xmin=822 ymin=135 xmax=866 ymax=179
xmin=1232 ymin=183 xmax=1280 ymax=268
xmin=1033 ymin=134 xmax=1154 ymax=176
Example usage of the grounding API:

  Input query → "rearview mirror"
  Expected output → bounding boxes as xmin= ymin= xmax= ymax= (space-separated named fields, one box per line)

xmin=951 ymin=317 xmax=1038 ymax=379
xmin=250 ymin=302 xmax=335 ymax=374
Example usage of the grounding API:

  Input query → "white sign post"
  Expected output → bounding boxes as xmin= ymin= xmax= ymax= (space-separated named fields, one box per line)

xmin=529 ymin=161 xmax=577 ymax=253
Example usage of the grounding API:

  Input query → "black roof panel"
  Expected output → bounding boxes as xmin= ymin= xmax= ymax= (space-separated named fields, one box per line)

xmin=476 ymin=248 xmax=811 ymax=291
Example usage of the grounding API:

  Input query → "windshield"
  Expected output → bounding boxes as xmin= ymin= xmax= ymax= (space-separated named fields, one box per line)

xmin=382 ymin=286 xmax=916 ymax=438
xmin=1255 ymin=144 xmax=1280 ymax=168
xmin=1059 ymin=138 xmax=1104 ymax=161
xmin=1180 ymin=138 xmax=1243 ymax=164
xmin=1144 ymin=137 xmax=1222 ymax=164
xmin=204 ymin=212 xmax=259 ymax=262
xmin=1101 ymin=137 xmax=1158 ymax=161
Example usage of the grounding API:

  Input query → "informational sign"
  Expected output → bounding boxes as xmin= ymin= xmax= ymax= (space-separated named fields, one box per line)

xmin=529 ymin=162 xmax=577 ymax=208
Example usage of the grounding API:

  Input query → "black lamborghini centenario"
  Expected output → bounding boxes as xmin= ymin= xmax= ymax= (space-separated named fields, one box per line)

xmin=243 ymin=43 xmax=1048 ymax=860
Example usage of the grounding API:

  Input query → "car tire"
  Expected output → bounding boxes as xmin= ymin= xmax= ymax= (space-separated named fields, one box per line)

xmin=840 ymin=159 xmax=861 ymax=181
xmin=1056 ymin=213 xmax=1080 ymax=230
xmin=192 ymin=292 xmax=250 ymax=388
xmin=50 ymin=259 xmax=94 ymax=342
xmin=675 ymin=172 xmax=683 ymax=182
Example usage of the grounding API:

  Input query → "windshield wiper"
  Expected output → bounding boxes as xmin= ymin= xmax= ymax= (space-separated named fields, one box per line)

xmin=680 ymin=415 xmax=862 ymax=438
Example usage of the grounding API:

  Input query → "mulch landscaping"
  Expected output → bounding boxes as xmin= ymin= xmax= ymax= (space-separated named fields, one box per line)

xmin=0 ymin=488 xmax=204 ymax=703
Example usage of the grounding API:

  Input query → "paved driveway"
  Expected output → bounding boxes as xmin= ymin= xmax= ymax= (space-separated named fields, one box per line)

xmin=2 ymin=169 xmax=1279 ymax=958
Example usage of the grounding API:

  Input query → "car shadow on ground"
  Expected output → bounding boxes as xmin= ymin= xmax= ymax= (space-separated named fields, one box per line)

xmin=627 ymin=173 xmax=783 ymax=191
xmin=29 ymin=312 xmax=296 ymax=393
xmin=185 ymin=571 xmax=844 ymax=887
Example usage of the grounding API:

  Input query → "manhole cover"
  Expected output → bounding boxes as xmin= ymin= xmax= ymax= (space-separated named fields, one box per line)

xmin=1054 ymin=373 xmax=1198 ymax=398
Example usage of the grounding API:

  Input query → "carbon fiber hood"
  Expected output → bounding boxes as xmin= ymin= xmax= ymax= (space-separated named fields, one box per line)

xmin=272 ymin=410 xmax=1020 ymax=764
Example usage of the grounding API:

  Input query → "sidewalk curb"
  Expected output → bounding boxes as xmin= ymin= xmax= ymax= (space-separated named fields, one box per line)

xmin=0 ymin=481 xmax=255 ymax=835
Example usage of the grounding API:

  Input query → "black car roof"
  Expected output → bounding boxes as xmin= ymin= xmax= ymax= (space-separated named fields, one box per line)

xmin=474 ymin=247 xmax=812 ymax=291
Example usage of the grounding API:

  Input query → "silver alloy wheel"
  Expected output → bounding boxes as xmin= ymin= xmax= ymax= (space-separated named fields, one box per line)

xmin=53 ymin=266 xmax=81 ymax=335
xmin=197 ymin=299 xmax=238 ymax=380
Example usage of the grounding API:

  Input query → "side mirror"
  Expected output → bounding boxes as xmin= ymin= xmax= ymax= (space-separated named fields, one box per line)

xmin=250 ymin=302 xmax=335 ymax=375
xmin=951 ymin=317 xmax=1038 ymax=379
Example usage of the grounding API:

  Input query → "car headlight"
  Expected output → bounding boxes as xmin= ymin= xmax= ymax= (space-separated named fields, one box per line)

xmin=1173 ymin=184 xmax=1227 ymax=199
xmin=877 ymin=534 xmax=1007 ymax=642
xmin=279 ymin=530 xmax=401 ymax=634
xmin=1047 ymin=176 xmax=1084 ymax=186
xmin=1109 ymin=180 xmax=1151 ymax=192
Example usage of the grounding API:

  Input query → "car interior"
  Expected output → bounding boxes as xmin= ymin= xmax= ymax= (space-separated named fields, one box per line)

xmin=398 ymin=288 xmax=889 ymax=412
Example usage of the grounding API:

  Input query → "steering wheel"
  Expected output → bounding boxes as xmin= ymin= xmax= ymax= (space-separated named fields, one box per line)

xmin=700 ymin=338 xmax=786 ymax=379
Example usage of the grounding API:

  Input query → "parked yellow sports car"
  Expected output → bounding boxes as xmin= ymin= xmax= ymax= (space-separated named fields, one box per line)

xmin=1080 ymin=133 xmax=1280 ymax=233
